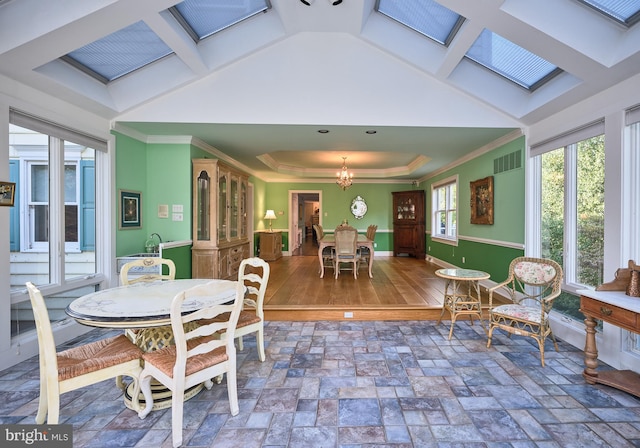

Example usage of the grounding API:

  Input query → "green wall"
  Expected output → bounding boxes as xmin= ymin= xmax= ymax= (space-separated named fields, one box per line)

xmin=114 ymin=132 xmax=526 ymax=281
xmin=426 ymin=137 xmax=526 ymax=280
xmin=114 ymin=133 xmax=148 ymax=256
xmin=263 ymin=182 xmax=413 ymax=252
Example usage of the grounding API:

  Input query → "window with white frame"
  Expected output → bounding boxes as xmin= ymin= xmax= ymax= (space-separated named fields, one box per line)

xmin=531 ymin=120 xmax=605 ymax=322
xmin=9 ymin=110 xmax=103 ymax=336
xmin=431 ymin=176 xmax=458 ymax=243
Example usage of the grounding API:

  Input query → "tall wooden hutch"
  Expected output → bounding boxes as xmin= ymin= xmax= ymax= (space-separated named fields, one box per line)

xmin=392 ymin=190 xmax=425 ymax=259
xmin=192 ymin=159 xmax=250 ymax=280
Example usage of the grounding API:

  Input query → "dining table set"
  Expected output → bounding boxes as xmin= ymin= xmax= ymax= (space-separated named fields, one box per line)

xmin=65 ymin=277 xmax=240 ymax=410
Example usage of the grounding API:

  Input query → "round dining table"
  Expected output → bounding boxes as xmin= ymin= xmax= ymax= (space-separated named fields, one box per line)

xmin=65 ymin=278 xmax=239 ymax=411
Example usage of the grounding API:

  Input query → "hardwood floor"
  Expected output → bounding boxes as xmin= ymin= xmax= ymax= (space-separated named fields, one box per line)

xmin=265 ymin=237 xmax=478 ymax=321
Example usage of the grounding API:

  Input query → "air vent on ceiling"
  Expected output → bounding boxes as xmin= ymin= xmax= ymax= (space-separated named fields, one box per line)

xmin=494 ymin=149 xmax=522 ymax=174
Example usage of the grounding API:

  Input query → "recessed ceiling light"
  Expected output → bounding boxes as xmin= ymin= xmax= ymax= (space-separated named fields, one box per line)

xmin=318 ymin=129 xmax=329 ymax=134
xmin=365 ymin=130 xmax=377 ymax=134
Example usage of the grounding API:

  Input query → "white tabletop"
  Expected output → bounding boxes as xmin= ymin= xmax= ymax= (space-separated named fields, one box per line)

xmin=66 ymin=278 xmax=238 ymax=328
xmin=435 ymin=268 xmax=490 ymax=281
xmin=578 ymin=289 xmax=640 ymax=314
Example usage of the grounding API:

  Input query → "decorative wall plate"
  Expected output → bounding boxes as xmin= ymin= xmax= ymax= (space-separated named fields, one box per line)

xmin=351 ymin=195 xmax=367 ymax=219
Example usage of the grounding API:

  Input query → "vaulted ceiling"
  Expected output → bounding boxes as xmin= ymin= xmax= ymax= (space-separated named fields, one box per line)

xmin=2 ymin=0 xmax=639 ymax=181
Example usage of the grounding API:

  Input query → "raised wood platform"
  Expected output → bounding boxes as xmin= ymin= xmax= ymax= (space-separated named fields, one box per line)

xmin=263 ymin=251 xmax=495 ymax=321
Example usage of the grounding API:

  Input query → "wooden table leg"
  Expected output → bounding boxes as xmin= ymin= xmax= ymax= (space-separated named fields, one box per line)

xmin=318 ymin=245 xmax=325 ymax=278
xmin=583 ymin=315 xmax=599 ymax=384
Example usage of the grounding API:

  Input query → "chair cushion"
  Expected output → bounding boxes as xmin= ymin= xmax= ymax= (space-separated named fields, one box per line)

xmin=514 ymin=261 xmax=556 ymax=285
xmin=491 ymin=304 xmax=545 ymax=324
xmin=142 ymin=336 xmax=227 ymax=378
xmin=57 ymin=334 xmax=142 ymax=381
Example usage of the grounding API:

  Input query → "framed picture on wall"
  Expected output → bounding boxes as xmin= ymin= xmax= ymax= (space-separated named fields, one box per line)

xmin=470 ymin=176 xmax=494 ymax=225
xmin=0 ymin=181 xmax=16 ymax=206
xmin=119 ymin=189 xmax=141 ymax=229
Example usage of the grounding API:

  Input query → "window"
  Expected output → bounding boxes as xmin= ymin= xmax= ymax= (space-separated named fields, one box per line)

xmin=466 ymin=29 xmax=562 ymax=91
xmin=432 ymin=176 xmax=457 ymax=242
xmin=532 ymin=121 xmax=605 ymax=321
xmin=9 ymin=110 xmax=104 ymax=337
xmin=375 ymin=0 xmax=465 ymax=46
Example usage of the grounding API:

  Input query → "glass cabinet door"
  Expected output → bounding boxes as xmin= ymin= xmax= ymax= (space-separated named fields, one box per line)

xmin=218 ymin=171 xmax=227 ymax=241
xmin=196 ymin=170 xmax=210 ymax=241
xmin=230 ymin=175 xmax=239 ymax=239
xmin=240 ymin=180 xmax=247 ymax=238
xmin=396 ymin=195 xmax=416 ymax=221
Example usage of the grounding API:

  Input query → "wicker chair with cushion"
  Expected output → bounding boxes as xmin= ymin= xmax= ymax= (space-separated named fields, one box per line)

xmin=333 ymin=225 xmax=361 ymax=279
xmin=486 ymin=257 xmax=564 ymax=367
xmin=26 ymin=282 xmax=143 ymax=424
xmin=199 ymin=257 xmax=270 ymax=362
xmin=137 ymin=280 xmax=245 ymax=448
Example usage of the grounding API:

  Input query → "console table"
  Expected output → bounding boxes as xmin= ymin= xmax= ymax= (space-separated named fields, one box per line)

xmin=579 ymin=289 xmax=640 ymax=398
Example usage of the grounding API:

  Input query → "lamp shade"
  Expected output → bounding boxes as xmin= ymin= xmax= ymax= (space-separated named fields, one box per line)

xmin=264 ymin=209 xmax=277 ymax=232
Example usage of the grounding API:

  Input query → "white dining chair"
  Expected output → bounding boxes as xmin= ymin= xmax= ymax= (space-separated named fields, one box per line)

xmin=119 ymin=257 xmax=176 ymax=285
xmin=137 ymin=280 xmax=245 ymax=448
xmin=26 ymin=282 xmax=143 ymax=424
xmin=198 ymin=257 xmax=270 ymax=361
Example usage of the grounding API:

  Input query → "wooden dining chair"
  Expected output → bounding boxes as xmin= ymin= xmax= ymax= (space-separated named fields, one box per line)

xmin=137 ymin=280 xmax=245 ymax=448
xmin=359 ymin=224 xmax=377 ymax=269
xmin=198 ymin=257 xmax=270 ymax=362
xmin=314 ymin=224 xmax=334 ymax=272
xmin=26 ymin=282 xmax=143 ymax=424
xmin=333 ymin=225 xmax=361 ymax=279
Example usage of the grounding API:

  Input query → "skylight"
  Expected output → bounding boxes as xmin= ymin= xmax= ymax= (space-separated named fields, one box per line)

xmin=465 ymin=29 xmax=562 ymax=91
xmin=576 ymin=0 xmax=640 ymax=26
xmin=63 ymin=21 xmax=172 ymax=83
xmin=375 ymin=0 xmax=464 ymax=46
xmin=171 ymin=0 xmax=271 ymax=42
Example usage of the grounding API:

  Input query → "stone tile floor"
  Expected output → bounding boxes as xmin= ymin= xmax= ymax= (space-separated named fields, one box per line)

xmin=2 ymin=320 xmax=640 ymax=447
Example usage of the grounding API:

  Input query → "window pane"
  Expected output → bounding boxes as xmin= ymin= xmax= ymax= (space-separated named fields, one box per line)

xmin=466 ymin=29 xmax=560 ymax=90
xmin=541 ymin=148 xmax=564 ymax=267
xmin=10 ymin=126 xmax=51 ymax=289
xmin=576 ymin=136 xmax=605 ymax=286
xmin=448 ymin=210 xmax=457 ymax=237
xmin=376 ymin=0 xmax=463 ymax=46
xmin=540 ymin=133 xmax=605 ymax=323
xmin=64 ymin=142 xmax=95 ymax=280
xmin=11 ymin=285 xmax=97 ymax=338
xmin=31 ymin=165 xmax=48 ymax=202
xmin=64 ymin=165 xmax=76 ymax=202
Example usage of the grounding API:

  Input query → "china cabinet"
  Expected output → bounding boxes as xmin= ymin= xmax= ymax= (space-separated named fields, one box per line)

xmin=192 ymin=159 xmax=250 ymax=280
xmin=259 ymin=231 xmax=282 ymax=261
xmin=392 ymin=190 xmax=425 ymax=259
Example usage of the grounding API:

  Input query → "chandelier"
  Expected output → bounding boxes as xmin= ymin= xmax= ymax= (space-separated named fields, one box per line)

xmin=336 ymin=157 xmax=353 ymax=190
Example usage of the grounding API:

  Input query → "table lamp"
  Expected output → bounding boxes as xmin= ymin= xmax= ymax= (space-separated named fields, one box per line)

xmin=264 ymin=209 xmax=277 ymax=232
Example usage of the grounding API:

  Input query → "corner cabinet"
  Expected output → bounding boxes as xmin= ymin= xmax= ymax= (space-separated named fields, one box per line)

xmin=392 ymin=190 xmax=425 ymax=259
xmin=192 ymin=159 xmax=250 ymax=280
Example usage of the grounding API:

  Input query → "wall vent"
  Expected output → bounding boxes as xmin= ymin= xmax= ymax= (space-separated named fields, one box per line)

xmin=494 ymin=149 xmax=522 ymax=174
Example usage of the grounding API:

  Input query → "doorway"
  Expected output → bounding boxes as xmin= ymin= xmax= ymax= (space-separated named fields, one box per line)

xmin=289 ymin=190 xmax=321 ymax=256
